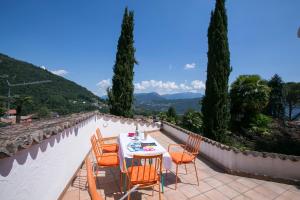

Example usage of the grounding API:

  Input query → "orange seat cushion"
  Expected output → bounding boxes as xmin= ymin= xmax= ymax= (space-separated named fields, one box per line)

xmin=102 ymin=144 xmax=119 ymax=153
xmin=128 ymin=165 xmax=159 ymax=185
xmin=97 ymin=153 xmax=119 ymax=166
xmin=170 ymin=152 xmax=195 ymax=164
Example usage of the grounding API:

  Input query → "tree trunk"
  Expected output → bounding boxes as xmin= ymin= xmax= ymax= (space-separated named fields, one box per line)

xmin=288 ymin=103 xmax=293 ymax=121
xmin=16 ymin=105 xmax=22 ymax=124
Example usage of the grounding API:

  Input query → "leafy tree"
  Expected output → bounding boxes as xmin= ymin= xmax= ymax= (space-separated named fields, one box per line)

xmin=158 ymin=112 xmax=167 ymax=121
xmin=230 ymin=75 xmax=270 ymax=129
xmin=11 ymin=95 xmax=33 ymax=123
xmin=285 ymin=82 xmax=300 ymax=120
xmin=107 ymin=8 xmax=137 ymax=118
xmin=37 ymin=106 xmax=50 ymax=119
xmin=181 ymin=109 xmax=203 ymax=133
xmin=202 ymin=0 xmax=231 ymax=142
xmin=166 ymin=107 xmax=177 ymax=124
xmin=266 ymin=74 xmax=285 ymax=119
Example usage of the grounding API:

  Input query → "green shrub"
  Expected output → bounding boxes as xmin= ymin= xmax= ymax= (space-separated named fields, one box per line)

xmin=249 ymin=114 xmax=272 ymax=136
xmin=181 ymin=109 xmax=203 ymax=133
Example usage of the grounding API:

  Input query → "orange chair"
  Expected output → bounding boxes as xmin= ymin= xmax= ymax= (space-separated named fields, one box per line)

xmin=96 ymin=128 xmax=119 ymax=153
xmin=85 ymin=157 xmax=104 ymax=200
xmin=90 ymin=135 xmax=122 ymax=191
xmin=168 ymin=133 xmax=202 ymax=189
xmin=125 ymin=154 xmax=163 ymax=200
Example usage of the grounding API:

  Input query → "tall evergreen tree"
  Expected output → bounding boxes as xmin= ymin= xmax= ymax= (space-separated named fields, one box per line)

xmin=107 ymin=8 xmax=137 ymax=117
xmin=267 ymin=74 xmax=285 ymax=119
xmin=201 ymin=0 xmax=231 ymax=142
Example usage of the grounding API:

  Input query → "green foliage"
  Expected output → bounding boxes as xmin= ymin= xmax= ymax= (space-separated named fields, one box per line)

xmin=11 ymin=95 xmax=33 ymax=123
xmin=158 ymin=112 xmax=168 ymax=121
xmin=0 ymin=96 xmax=6 ymax=117
xmin=230 ymin=75 xmax=270 ymax=129
xmin=0 ymin=53 xmax=102 ymax=116
xmin=166 ymin=107 xmax=177 ymax=124
xmin=108 ymin=7 xmax=136 ymax=118
xmin=285 ymin=82 xmax=300 ymax=120
xmin=248 ymin=114 xmax=272 ymax=136
xmin=37 ymin=106 xmax=50 ymax=119
xmin=181 ymin=109 xmax=203 ymax=133
xmin=202 ymin=0 xmax=231 ymax=142
xmin=266 ymin=74 xmax=285 ymax=119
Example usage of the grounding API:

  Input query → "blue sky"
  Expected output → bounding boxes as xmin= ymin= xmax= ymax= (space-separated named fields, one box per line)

xmin=1 ymin=0 xmax=299 ymax=96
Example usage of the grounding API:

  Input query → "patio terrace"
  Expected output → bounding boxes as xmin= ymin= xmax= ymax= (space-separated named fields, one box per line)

xmin=62 ymin=131 xmax=300 ymax=200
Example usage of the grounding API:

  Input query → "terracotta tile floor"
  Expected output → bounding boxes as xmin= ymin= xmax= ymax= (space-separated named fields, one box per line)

xmin=62 ymin=131 xmax=300 ymax=200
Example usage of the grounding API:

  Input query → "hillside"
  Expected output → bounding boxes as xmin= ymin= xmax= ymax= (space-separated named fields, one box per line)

xmin=162 ymin=92 xmax=203 ymax=100
xmin=0 ymin=53 xmax=104 ymax=115
xmin=134 ymin=92 xmax=165 ymax=103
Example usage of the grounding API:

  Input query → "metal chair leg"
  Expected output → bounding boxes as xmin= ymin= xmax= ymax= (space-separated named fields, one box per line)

xmin=175 ymin=164 xmax=179 ymax=190
xmin=193 ymin=161 xmax=199 ymax=186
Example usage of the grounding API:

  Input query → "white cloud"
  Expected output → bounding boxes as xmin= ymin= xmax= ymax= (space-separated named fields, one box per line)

xmin=97 ymin=79 xmax=111 ymax=88
xmin=191 ymin=80 xmax=205 ymax=90
xmin=134 ymin=80 xmax=205 ymax=94
xmin=51 ymin=69 xmax=68 ymax=76
xmin=96 ymin=79 xmax=111 ymax=96
xmin=40 ymin=65 xmax=46 ymax=70
xmin=184 ymin=63 xmax=196 ymax=70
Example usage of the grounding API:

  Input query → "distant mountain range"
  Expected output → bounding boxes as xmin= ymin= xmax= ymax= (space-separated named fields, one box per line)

xmin=134 ymin=92 xmax=203 ymax=115
xmin=103 ymin=92 xmax=203 ymax=100
xmin=102 ymin=92 xmax=203 ymax=114
xmin=162 ymin=92 xmax=203 ymax=100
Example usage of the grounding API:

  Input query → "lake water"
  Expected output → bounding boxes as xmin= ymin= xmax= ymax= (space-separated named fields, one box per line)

xmin=285 ymin=106 xmax=300 ymax=119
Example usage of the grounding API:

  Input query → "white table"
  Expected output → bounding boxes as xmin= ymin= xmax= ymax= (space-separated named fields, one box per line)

xmin=118 ymin=133 xmax=172 ymax=171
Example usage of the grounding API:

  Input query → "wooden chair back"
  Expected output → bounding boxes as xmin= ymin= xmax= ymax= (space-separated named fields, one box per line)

xmin=85 ymin=157 xmax=103 ymax=200
xmin=129 ymin=154 xmax=163 ymax=185
xmin=91 ymin=135 xmax=102 ymax=157
xmin=96 ymin=128 xmax=104 ymax=145
xmin=184 ymin=133 xmax=202 ymax=155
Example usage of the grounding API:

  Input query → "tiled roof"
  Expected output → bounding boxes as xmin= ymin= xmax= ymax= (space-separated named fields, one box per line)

xmin=0 ymin=111 xmax=160 ymax=159
xmin=0 ymin=112 xmax=96 ymax=159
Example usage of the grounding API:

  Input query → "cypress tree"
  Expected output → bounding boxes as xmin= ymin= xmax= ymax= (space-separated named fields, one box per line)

xmin=107 ymin=8 xmax=137 ymax=117
xmin=201 ymin=0 xmax=231 ymax=142
xmin=267 ymin=74 xmax=285 ymax=119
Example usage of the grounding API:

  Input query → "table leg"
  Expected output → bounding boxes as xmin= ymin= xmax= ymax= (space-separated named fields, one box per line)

xmin=161 ymin=172 xmax=164 ymax=193
xmin=123 ymin=173 xmax=127 ymax=193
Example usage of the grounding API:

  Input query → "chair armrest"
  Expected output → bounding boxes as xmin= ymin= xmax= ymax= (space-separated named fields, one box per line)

xmin=168 ymin=143 xmax=186 ymax=152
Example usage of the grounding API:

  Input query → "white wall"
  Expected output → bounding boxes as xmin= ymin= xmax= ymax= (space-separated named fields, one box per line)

xmin=96 ymin=115 xmax=160 ymax=138
xmin=0 ymin=116 xmax=97 ymax=200
xmin=0 ymin=114 xmax=160 ymax=200
xmin=162 ymin=122 xmax=300 ymax=182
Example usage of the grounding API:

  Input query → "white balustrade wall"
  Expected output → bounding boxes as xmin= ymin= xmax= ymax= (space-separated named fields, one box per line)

xmin=162 ymin=122 xmax=300 ymax=182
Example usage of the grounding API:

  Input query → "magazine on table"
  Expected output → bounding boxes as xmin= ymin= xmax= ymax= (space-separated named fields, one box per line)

xmin=127 ymin=142 xmax=157 ymax=152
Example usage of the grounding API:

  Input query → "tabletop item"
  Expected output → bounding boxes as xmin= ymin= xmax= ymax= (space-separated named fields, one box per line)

xmin=128 ymin=132 xmax=135 ymax=137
